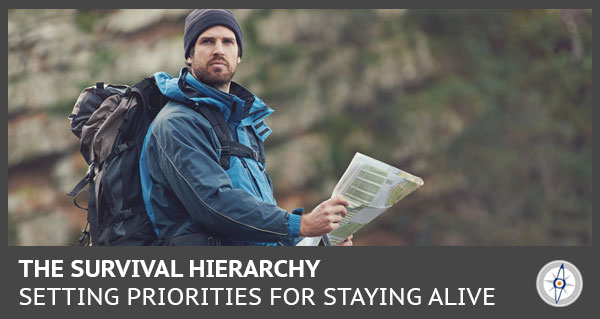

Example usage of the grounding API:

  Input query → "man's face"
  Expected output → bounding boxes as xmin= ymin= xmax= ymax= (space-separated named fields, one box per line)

xmin=188 ymin=25 xmax=240 ymax=89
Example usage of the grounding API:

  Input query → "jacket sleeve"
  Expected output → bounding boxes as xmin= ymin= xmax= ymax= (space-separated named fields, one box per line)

xmin=147 ymin=108 xmax=300 ymax=243
xmin=276 ymin=208 xmax=305 ymax=246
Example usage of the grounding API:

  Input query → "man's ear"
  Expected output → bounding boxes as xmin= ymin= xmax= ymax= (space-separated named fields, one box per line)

xmin=186 ymin=56 xmax=193 ymax=64
xmin=237 ymin=56 xmax=241 ymax=63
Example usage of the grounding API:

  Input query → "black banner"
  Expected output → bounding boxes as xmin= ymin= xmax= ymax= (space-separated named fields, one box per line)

xmin=6 ymin=247 xmax=593 ymax=318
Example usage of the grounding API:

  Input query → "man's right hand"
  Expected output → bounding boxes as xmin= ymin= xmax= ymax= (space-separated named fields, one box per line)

xmin=299 ymin=196 xmax=350 ymax=237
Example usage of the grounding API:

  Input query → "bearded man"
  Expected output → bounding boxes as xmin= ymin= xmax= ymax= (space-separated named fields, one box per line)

xmin=140 ymin=9 xmax=353 ymax=246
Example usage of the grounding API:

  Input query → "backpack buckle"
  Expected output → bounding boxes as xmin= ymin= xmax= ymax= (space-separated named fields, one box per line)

xmin=120 ymin=87 xmax=132 ymax=98
xmin=116 ymin=208 xmax=137 ymax=222
xmin=77 ymin=222 xmax=91 ymax=246
xmin=220 ymin=145 xmax=230 ymax=155
xmin=219 ymin=157 xmax=230 ymax=168
xmin=88 ymin=163 xmax=96 ymax=180
xmin=114 ymin=141 xmax=133 ymax=155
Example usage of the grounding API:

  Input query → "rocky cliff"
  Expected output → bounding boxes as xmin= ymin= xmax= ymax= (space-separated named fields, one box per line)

xmin=8 ymin=9 xmax=592 ymax=246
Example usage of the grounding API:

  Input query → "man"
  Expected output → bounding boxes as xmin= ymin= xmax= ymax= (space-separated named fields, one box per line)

xmin=139 ymin=9 xmax=353 ymax=246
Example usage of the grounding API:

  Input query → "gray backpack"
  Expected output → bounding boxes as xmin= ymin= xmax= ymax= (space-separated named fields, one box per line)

xmin=68 ymin=78 xmax=165 ymax=245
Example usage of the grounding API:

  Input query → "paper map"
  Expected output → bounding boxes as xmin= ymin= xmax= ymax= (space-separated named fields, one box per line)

xmin=297 ymin=152 xmax=424 ymax=246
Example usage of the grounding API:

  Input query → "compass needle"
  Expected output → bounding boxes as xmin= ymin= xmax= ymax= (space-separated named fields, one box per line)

xmin=557 ymin=264 xmax=565 ymax=280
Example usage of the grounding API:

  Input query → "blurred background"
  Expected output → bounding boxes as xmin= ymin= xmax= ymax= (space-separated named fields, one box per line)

xmin=7 ymin=9 xmax=592 ymax=246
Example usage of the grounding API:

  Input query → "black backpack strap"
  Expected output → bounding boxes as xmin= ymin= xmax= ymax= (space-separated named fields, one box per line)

xmin=67 ymin=163 xmax=95 ymax=198
xmin=131 ymin=77 xmax=155 ymax=102
xmin=220 ymin=140 xmax=265 ymax=165
xmin=67 ymin=175 xmax=89 ymax=197
xmin=131 ymin=77 xmax=168 ymax=116
xmin=193 ymin=103 xmax=233 ymax=169
xmin=193 ymin=102 xmax=231 ymax=141
xmin=246 ymin=125 xmax=267 ymax=167
xmin=132 ymin=77 xmax=154 ymax=90
xmin=97 ymin=205 xmax=147 ymax=232
xmin=193 ymin=103 xmax=266 ymax=169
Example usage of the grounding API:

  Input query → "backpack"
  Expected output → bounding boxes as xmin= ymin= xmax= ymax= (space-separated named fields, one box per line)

xmin=68 ymin=74 xmax=266 ymax=246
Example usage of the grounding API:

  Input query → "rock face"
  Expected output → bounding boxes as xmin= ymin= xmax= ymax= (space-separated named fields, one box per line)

xmin=8 ymin=9 xmax=592 ymax=246
xmin=7 ymin=9 xmax=190 ymax=245
xmin=8 ymin=113 xmax=77 ymax=166
xmin=8 ymin=9 xmax=433 ymax=245
xmin=8 ymin=10 xmax=92 ymax=115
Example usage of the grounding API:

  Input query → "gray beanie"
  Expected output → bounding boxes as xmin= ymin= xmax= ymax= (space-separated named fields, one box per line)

xmin=184 ymin=9 xmax=243 ymax=59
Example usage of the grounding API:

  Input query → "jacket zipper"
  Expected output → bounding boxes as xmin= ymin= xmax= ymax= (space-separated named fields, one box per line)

xmin=261 ymin=169 xmax=273 ymax=192
xmin=241 ymin=158 xmax=262 ymax=198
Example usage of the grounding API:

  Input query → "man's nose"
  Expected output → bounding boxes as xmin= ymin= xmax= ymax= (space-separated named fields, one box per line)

xmin=213 ymin=40 xmax=225 ymax=55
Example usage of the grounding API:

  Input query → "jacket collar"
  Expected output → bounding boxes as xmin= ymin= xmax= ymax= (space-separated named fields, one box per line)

xmin=154 ymin=68 xmax=274 ymax=126
xmin=181 ymin=68 xmax=244 ymax=124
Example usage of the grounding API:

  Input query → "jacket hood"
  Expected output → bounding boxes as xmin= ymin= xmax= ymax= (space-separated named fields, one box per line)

xmin=153 ymin=68 xmax=274 ymax=128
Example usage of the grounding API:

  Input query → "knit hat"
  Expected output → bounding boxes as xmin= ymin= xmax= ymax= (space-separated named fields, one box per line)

xmin=184 ymin=9 xmax=243 ymax=59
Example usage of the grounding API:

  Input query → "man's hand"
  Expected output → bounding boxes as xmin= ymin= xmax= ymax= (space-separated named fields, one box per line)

xmin=336 ymin=234 xmax=353 ymax=246
xmin=299 ymin=196 xmax=349 ymax=237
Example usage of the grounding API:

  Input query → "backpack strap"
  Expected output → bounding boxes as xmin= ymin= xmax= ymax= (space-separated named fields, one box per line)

xmin=220 ymin=140 xmax=265 ymax=165
xmin=246 ymin=125 xmax=267 ymax=167
xmin=67 ymin=175 xmax=89 ymax=198
xmin=97 ymin=205 xmax=147 ymax=233
xmin=67 ymin=163 xmax=95 ymax=197
xmin=191 ymin=102 xmax=263 ymax=169
xmin=131 ymin=77 xmax=168 ymax=117
xmin=193 ymin=102 xmax=232 ymax=143
xmin=192 ymin=102 xmax=231 ymax=168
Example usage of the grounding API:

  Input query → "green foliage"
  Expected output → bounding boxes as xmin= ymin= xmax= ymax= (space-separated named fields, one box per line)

xmin=46 ymin=98 xmax=78 ymax=116
xmin=396 ymin=9 xmax=592 ymax=245
xmin=74 ymin=9 xmax=107 ymax=33
xmin=243 ymin=9 xmax=591 ymax=245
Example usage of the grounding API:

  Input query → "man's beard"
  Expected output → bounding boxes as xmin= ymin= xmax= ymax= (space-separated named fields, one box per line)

xmin=192 ymin=63 xmax=236 ymax=89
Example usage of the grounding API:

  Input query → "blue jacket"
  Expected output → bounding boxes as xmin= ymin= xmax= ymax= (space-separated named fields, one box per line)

xmin=139 ymin=68 xmax=302 ymax=246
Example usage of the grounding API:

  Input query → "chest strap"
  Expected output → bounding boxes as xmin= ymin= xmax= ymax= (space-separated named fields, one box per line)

xmin=192 ymin=102 xmax=265 ymax=170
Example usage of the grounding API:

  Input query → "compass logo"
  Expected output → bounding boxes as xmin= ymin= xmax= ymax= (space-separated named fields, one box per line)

xmin=536 ymin=260 xmax=583 ymax=307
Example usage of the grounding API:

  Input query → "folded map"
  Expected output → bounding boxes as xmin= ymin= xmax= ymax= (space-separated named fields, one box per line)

xmin=297 ymin=152 xmax=424 ymax=246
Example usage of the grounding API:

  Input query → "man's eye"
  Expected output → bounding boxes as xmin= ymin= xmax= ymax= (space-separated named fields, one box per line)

xmin=201 ymin=39 xmax=212 ymax=44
